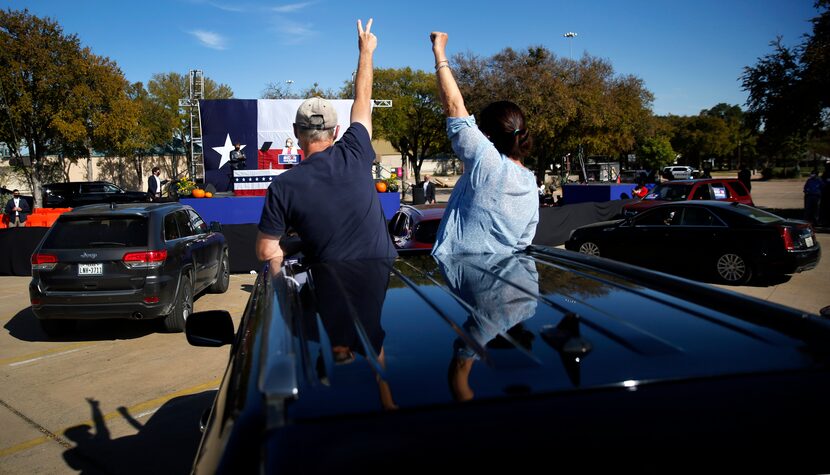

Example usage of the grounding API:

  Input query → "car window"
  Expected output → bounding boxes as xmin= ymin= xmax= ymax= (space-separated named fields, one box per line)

xmin=187 ymin=209 xmax=208 ymax=234
xmin=711 ymin=184 xmax=731 ymax=200
xmin=164 ymin=212 xmax=181 ymax=240
xmin=647 ymin=184 xmax=693 ymax=201
xmin=43 ymin=217 xmax=148 ymax=248
xmin=680 ymin=207 xmax=723 ymax=226
xmin=81 ymin=183 xmax=107 ymax=193
xmin=635 ymin=207 xmax=678 ymax=226
xmin=174 ymin=210 xmax=194 ymax=237
xmin=389 ymin=213 xmax=410 ymax=237
xmin=103 ymin=184 xmax=121 ymax=193
xmin=729 ymin=204 xmax=784 ymax=224
xmin=691 ymin=185 xmax=711 ymax=200
xmin=413 ymin=220 xmax=441 ymax=244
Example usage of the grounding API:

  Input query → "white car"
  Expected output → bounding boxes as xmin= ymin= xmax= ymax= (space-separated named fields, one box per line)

xmin=662 ymin=166 xmax=697 ymax=180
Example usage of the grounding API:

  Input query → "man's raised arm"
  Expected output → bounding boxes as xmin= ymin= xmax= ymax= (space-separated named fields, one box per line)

xmin=351 ymin=18 xmax=376 ymax=137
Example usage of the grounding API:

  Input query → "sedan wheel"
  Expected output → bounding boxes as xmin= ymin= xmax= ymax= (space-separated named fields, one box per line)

xmin=578 ymin=241 xmax=601 ymax=257
xmin=716 ymin=252 xmax=752 ymax=284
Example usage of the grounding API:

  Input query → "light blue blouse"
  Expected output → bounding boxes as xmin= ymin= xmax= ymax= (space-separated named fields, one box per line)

xmin=432 ymin=116 xmax=539 ymax=255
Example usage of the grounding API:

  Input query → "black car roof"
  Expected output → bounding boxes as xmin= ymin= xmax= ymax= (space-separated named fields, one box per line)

xmin=62 ymin=202 xmax=185 ymax=216
xmin=262 ymin=247 xmax=828 ymax=420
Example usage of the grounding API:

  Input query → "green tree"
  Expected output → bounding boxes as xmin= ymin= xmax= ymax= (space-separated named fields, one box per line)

xmin=0 ymin=8 xmax=138 ymax=206
xmin=146 ymin=72 xmax=233 ymax=179
xmin=742 ymin=1 xmax=829 ymax=160
xmin=452 ymin=46 xmax=653 ymax=178
xmin=344 ymin=67 xmax=448 ymax=185
xmin=636 ymin=136 xmax=675 ymax=170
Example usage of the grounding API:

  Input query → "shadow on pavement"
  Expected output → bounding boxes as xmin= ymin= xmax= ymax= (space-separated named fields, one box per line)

xmin=62 ymin=391 xmax=214 ymax=474
xmin=4 ymin=307 xmax=164 ymax=343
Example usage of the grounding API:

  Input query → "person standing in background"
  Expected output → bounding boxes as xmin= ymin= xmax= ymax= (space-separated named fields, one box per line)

xmin=423 ymin=174 xmax=436 ymax=204
xmin=804 ymin=169 xmax=824 ymax=225
xmin=147 ymin=167 xmax=167 ymax=202
xmin=4 ymin=189 xmax=29 ymax=227
xmin=738 ymin=163 xmax=752 ymax=193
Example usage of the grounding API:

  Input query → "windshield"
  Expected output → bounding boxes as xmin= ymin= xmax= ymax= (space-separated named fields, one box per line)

xmin=645 ymin=183 xmax=693 ymax=201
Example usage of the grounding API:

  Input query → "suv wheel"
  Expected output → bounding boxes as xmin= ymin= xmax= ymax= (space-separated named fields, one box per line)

xmin=39 ymin=319 xmax=76 ymax=337
xmin=209 ymin=249 xmax=230 ymax=294
xmin=715 ymin=252 xmax=752 ymax=285
xmin=163 ymin=275 xmax=193 ymax=332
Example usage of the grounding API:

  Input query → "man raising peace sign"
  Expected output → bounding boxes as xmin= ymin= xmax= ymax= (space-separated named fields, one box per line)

xmin=256 ymin=19 xmax=396 ymax=268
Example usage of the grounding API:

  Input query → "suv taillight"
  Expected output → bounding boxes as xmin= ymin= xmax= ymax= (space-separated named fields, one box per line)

xmin=31 ymin=253 xmax=58 ymax=271
xmin=778 ymin=226 xmax=795 ymax=251
xmin=123 ymin=250 xmax=167 ymax=269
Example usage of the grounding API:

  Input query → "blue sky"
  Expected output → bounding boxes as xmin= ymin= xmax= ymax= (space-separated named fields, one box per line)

xmin=5 ymin=0 xmax=818 ymax=116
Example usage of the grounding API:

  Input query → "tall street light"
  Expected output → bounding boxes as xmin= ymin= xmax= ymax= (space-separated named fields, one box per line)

xmin=563 ymin=32 xmax=578 ymax=61
xmin=285 ymin=79 xmax=294 ymax=98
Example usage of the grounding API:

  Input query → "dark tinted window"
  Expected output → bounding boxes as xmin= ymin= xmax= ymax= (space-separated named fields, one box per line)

xmin=680 ymin=207 xmax=723 ymax=226
xmin=413 ymin=219 xmax=441 ymax=244
xmin=174 ymin=211 xmax=194 ymax=237
xmin=43 ymin=217 xmax=148 ymax=248
xmin=691 ymin=185 xmax=711 ymax=200
xmin=647 ymin=184 xmax=693 ymax=201
xmin=187 ymin=209 xmax=208 ymax=234
xmin=728 ymin=204 xmax=784 ymax=224
xmin=635 ymin=207 xmax=679 ymax=226
xmin=164 ymin=213 xmax=181 ymax=240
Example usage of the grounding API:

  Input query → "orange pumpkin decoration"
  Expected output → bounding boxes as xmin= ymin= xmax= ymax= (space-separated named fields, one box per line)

xmin=375 ymin=181 xmax=387 ymax=193
xmin=205 ymin=192 xmax=213 ymax=198
xmin=192 ymin=188 xmax=206 ymax=198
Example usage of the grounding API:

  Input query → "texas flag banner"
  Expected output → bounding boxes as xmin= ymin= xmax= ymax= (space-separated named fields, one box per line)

xmin=199 ymin=99 xmax=353 ymax=193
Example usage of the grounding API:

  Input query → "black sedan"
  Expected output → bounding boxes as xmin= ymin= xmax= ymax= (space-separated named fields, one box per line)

xmin=185 ymin=249 xmax=830 ymax=472
xmin=565 ymin=201 xmax=820 ymax=284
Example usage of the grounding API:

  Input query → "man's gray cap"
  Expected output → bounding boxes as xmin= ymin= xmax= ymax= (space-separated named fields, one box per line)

xmin=295 ymin=97 xmax=337 ymax=130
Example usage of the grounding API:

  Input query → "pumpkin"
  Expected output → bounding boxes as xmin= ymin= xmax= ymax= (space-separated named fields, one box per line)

xmin=191 ymin=188 xmax=206 ymax=198
xmin=375 ymin=181 xmax=387 ymax=193
xmin=205 ymin=192 xmax=213 ymax=198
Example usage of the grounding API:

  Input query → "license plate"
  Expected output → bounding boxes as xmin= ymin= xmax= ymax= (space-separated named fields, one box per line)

xmin=805 ymin=236 xmax=814 ymax=248
xmin=78 ymin=263 xmax=103 ymax=276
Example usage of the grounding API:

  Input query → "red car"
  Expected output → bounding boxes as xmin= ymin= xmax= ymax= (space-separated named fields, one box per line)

xmin=623 ymin=178 xmax=753 ymax=216
xmin=387 ymin=204 xmax=446 ymax=251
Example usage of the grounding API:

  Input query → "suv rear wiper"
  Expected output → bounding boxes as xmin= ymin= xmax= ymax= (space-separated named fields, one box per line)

xmin=87 ymin=241 xmax=126 ymax=247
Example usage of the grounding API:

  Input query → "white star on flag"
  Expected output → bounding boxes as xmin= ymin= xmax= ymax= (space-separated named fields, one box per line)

xmin=213 ymin=133 xmax=245 ymax=169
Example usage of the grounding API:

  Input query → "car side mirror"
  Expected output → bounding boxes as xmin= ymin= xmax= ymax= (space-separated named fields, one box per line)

xmin=209 ymin=221 xmax=223 ymax=233
xmin=186 ymin=310 xmax=235 ymax=347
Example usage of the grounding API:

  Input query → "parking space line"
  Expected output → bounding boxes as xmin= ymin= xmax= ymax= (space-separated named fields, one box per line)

xmin=0 ymin=342 xmax=96 ymax=367
xmin=0 ymin=377 xmax=221 ymax=458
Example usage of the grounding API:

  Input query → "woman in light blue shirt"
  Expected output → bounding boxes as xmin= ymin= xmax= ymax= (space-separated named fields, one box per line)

xmin=430 ymin=32 xmax=539 ymax=255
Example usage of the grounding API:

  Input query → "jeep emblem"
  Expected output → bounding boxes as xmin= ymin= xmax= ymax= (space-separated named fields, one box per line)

xmin=80 ymin=252 xmax=98 ymax=259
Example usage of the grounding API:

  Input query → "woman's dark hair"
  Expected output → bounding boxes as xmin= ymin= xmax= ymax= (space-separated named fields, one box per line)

xmin=478 ymin=101 xmax=533 ymax=160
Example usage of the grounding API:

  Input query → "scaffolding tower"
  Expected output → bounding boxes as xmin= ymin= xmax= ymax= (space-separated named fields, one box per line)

xmin=178 ymin=70 xmax=204 ymax=182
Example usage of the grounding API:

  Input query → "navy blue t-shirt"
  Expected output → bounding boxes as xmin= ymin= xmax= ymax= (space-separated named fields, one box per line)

xmin=258 ymin=122 xmax=396 ymax=262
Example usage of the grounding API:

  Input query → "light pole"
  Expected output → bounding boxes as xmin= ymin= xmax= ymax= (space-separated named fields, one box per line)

xmin=563 ymin=32 xmax=578 ymax=61
xmin=285 ymin=79 xmax=294 ymax=98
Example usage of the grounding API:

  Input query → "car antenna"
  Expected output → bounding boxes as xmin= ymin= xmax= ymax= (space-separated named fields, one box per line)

xmin=110 ymin=202 xmax=116 ymax=210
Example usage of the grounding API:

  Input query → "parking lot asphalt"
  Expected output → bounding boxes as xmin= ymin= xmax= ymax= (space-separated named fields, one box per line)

xmin=0 ymin=177 xmax=826 ymax=474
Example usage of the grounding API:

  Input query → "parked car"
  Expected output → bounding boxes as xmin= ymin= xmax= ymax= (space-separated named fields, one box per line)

xmin=662 ymin=165 xmax=697 ymax=180
xmin=387 ymin=203 xmax=445 ymax=251
xmin=185 ymin=248 xmax=830 ymax=472
xmin=41 ymin=181 xmax=148 ymax=208
xmin=29 ymin=202 xmax=229 ymax=335
xmin=566 ymin=201 xmax=820 ymax=284
xmin=623 ymin=178 xmax=753 ymax=216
